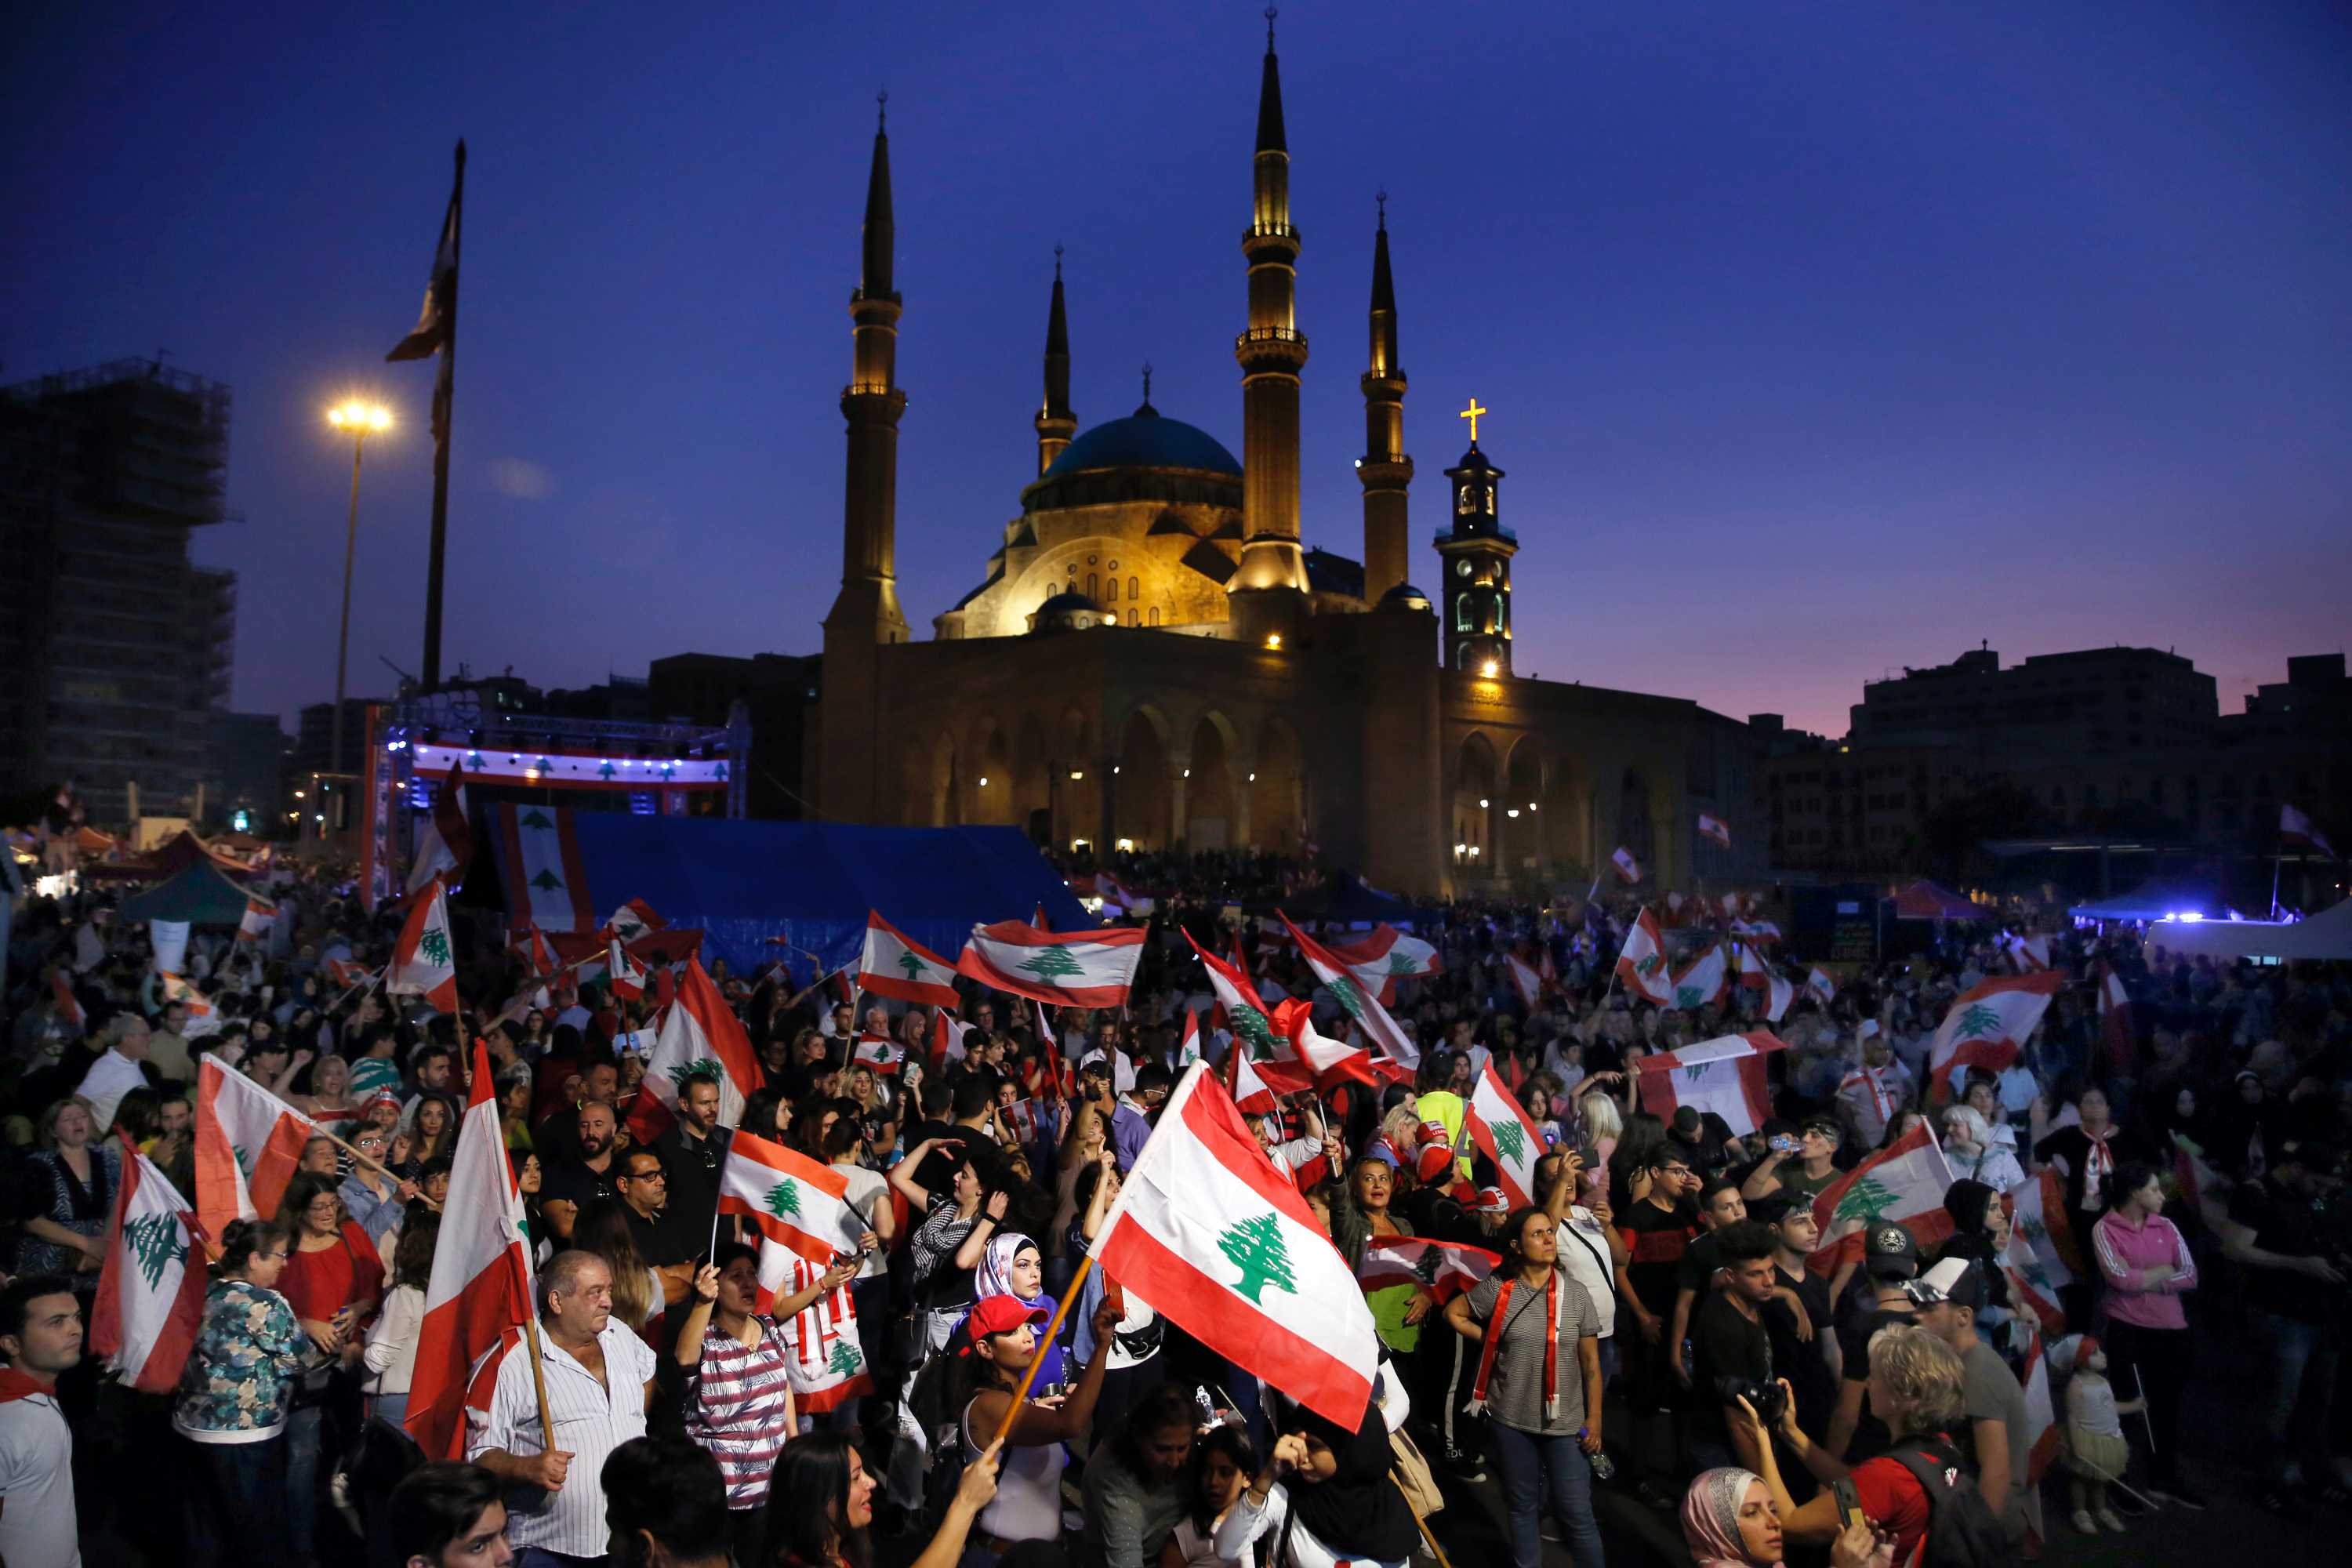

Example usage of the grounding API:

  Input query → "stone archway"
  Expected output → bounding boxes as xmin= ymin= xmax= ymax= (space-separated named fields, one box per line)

xmin=1249 ymin=717 xmax=1304 ymax=853
xmin=927 ymin=732 xmax=960 ymax=826
xmin=1113 ymin=706 xmax=1173 ymax=851
xmin=1185 ymin=713 xmax=1240 ymax=851
xmin=1544 ymin=753 xmax=1592 ymax=877
xmin=971 ymin=724 xmax=1011 ymax=826
xmin=1454 ymin=731 xmax=1501 ymax=878
xmin=1013 ymin=713 xmax=1052 ymax=846
xmin=1502 ymin=735 xmax=1544 ymax=882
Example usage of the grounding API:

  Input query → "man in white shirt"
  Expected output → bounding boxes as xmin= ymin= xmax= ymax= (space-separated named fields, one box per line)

xmin=0 ymin=1274 xmax=84 ymax=1568
xmin=468 ymin=1251 xmax=657 ymax=1564
xmin=73 ymin=1014 xmax=151 ymax=1133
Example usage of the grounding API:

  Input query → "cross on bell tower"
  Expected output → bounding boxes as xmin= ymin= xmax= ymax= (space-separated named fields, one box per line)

xmin=1433 ymin=402 xmax=1515 ymax=677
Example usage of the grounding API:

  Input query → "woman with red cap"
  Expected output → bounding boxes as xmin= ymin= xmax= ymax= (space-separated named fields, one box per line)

xmin=956 ymin=1290 xmax=1123 ymax=1564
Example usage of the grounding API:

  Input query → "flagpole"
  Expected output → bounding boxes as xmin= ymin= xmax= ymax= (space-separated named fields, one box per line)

xmin=520 ymin=1310 xmax=557 ymax=1467
xmin=420 ymin=138 xmax=465 ymax=690
xmin=991 ymin=1252 xmax=1094 ymax=1446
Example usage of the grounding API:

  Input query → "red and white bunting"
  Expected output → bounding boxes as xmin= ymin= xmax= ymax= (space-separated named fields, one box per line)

xmin=1635 ymin=1030 xmax=1787 ymax=1136
xmin=957 ymin=920 xmax=1147 ymax=1009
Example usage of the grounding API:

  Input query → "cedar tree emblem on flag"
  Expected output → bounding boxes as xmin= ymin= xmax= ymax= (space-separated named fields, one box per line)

xmin=416 ymin=927 xmax=452 ymax=968
xmin=764 ymin=1180 xmax=802 ymax=1220
xmin=1676 ymin=984 xmax=1704 ymax=1009
xmin=1490 ymin=1118 xmax=1528 ymax=1168
xmin=1216 ymin=1214 xmax=1298 ymax=1306
xmin=1018 ymin=946 xmax=1088 ymax=985
xmin=827 ymin=1340 xmax=863 ymax=1375
xmin=127 ymin=1211 xmax=185 ymax=1291
xmin=1954 ymin=1004 xmax=2002 ymax=1040
xmin=666 ymin=1059 xmax=720 ymax=1094
xmin=1835 ymin=1175 xmax=1900 ymax=1225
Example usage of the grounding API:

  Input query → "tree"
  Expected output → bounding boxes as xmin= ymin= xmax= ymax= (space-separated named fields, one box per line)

xmin=1018 ymin=945 xmax=1088 ymax=988
xmin=897 ymin=949 xmax=929 ymax=984
xmin=1951 ymin=1003 xmax=2004 ymax=1043
xmin=668 ymin=1058 xmax=720 ymax=1093
xmin=764 ymin=1180 xmax=802 ymax=1220
xmin=125 ymin=1210 xmax=185 ymax=1291
xmin=826 ymin=1339 xmax=863 ymax=1375
xmin=1216 ymin=1214 xmax=1298 ymax=1306
xmin=1834 ymin=1175 xmax=1900 ymax=1227
xmin=416 ymin=924 xmax=452 ymax=968
xmin=1327 ymin=975 xmax=1367 ymax=1021
xmin=1489 ymin=1117 xmax=1528 ymax=1169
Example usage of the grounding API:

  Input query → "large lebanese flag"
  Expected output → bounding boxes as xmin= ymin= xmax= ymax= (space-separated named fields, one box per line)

xmin=1613 ymin=909 xmax=1676 ymax=1005
xmin=1927 ymin=971 xmax=2063 ymax=1099
xmin=1467 ymin=1061 xmax=1545 ymax=1207
xmin=1089 ymin=1064 xmax=1379 ymax=1426
xmin=1322 ymin=924 xmax=1440 ymax=1004
xmin=1806 ymin=1120 xmax=1957 ymax=1276
xmin=1635 ymin=1030 xmax=1787 ymax=1137
xmin=194 ymin=1057 xmax=312 ymax=1242
xmin=626 ymin=957 xmax=765 ymax=1145
xmin=1664 ymin=943 xmax=1730 ymax=1011
xmin=958 ymin=920 xmax=1147 ymax=1008
xmin=91 ymin=1131 xmax=207 ymax=1392
xmin=493 ymin=804 xmax=596 ymax=932
xmin=1185 ymin=929 xmax=1284 ymax=1063
xmin=408 ymin=1040 xmax=535 ymax=1459
xmin=718 ymin=1131 xmax=858 ymax=1272
xmin=385 ymin=880 xmax=460 ymax=1013
xmin=857 ymin=909 xmax=962 ymax=1009
xmin=1281 ymin=914 xmax=1420 ymax=1068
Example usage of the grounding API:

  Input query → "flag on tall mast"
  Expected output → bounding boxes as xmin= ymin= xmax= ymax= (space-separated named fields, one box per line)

xmin=387 ymin=139 xmax=465 ymax=688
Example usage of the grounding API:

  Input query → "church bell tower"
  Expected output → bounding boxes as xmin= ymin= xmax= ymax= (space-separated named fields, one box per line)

xmin=1434 ymin=401 xmax=1516 ymax=677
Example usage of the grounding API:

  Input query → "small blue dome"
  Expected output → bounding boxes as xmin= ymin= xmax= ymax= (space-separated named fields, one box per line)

xmin=1044 ymin=404 xmax=1241 ymax=478
xmin=1380 ymin=582 xmax=1432 ymax=610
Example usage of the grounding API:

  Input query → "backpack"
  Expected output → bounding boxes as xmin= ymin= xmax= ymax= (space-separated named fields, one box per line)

xmin=1882 ymin=1436 xmax=2016 ymax=1568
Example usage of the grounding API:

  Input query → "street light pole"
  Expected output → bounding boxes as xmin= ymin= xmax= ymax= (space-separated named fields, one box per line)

xmin=325 ymin=402 xmax=392 ymax=841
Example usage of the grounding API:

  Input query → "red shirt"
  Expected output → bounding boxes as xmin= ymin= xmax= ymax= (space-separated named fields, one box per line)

xmin=1848 ymin=1454 xmax=1932 ymax=1568
xmin=278 ymin=1221 xmax=384 ymax=1323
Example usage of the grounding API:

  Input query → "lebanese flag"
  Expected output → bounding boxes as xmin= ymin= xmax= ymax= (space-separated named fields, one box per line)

xmin=405 ymin=760 xmax=475 ymax=894
xmin=1806 ymin=967 xmax=1836 ymax=1007
xmin=766 ymin=1250 xmax=873 ymax=1410
xmin=2009 ymin=1167 xmax=2084 ymax=1285
xmin=91 ymin=1131 xmax=207 ymax=1392
xmin=407 ymin=1040 xmax=535 ymax=1459
xmin=852 ymin=1033 xmax=904 ymax=1076
xmin=325 ymin=956 xmax=372 ymax=991
xmin=236 ymin=896 xmax=276 ymax=943
xmin=386 ymin=880 xmax=460 ymax=1013
xmin=1504 ymin=953 xmax=1543 ymax=1013
xmin=1359 ymin=1236 xmax=1500 ymax=1304
xmin=2281 ymin=803 xmax=2337 ymax=858
xmin=194 ymin=1057 xmax=312 ymax=1242
xmin=858 ymin=909 xmax=962 ymax=1009
xmin=1635 ymin=1030 xmax=1787 ymax=1137
xmin=1665 ymin=943 xmax=1730 ymax=1011
xmin=1467 ymin=1061 xmax=1546 ymax=1208
xmin=1228 ymin=1046 xmax=1312 ymax=1115
xmin=1697 ymin=814 xmax=1732 ymax=850
xmin=2005 ymin=934 xmax=2053 ymax=973
xmin=1088 ymin=1064 xmax=1379 ymax=1427
xmin=1176 ymin=1008 xmax=1203 ymax=1065
xmin=719 ymin=1131 xmax=858 ymax=1269
xmin=958 ymin=920 xmax=1147 ymax=1008
xmin=2096 ymin=962 xmax=2134 ymax=1076
xmin=1611 ymin=846 xmax=1643 ymax=884
xmin=1613 ymin=909 xmax=1676 ymax=1005
xmin=606 ymin=938 xmax=647 ymax=1002
xmin=50 ymin=971 xmax=85 ymax=1034
xmin=1733 ymin=945 xmax=1794 ymax=1022
xmin=2000 ymin=1196 xmax=2069 ymax=1339
xmin=494 ymin=804 xmax=596 ymax=932
xmin=1927 ymin=971 xmax=2063 ymax=1099
xmin=1186 ymin=930 xmax=1284 ymax=1064
xmin=627 ymin=958 xmax=765 ymax=1145
xmin=2016 ymin=1334 xmax=2063 ymax=1552
xmin=1281 ymin=915 xmax=1420 ymax=1068
xmin=1323 ymin=924 xmax=1440 ymax=1005
xmin=602 ymin=898 xmax=667 ymax=942
xmin=1806 ymin=1120 xmax=1957 ymax=1276
xmin=932 ymin=1009 xmax=972 ymax=1069
xmin=1267 ymin=997 xmax=1380 ymax=1091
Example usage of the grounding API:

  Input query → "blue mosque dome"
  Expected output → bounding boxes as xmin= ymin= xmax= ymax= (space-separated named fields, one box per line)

xmin=1043 ymin=401 xmax=1241 ymax=478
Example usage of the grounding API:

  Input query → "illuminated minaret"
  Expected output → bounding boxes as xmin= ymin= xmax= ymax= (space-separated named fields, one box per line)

xmin=1228 ymin=8 xmax=1309 ymax=642
xmin=826 ymin=93 xmax=910 ymax=647
xmin=1358 ymin=191 xmax=1413 ymax=608
xmin=1035 ymin=245 xmax=1076 ymax=476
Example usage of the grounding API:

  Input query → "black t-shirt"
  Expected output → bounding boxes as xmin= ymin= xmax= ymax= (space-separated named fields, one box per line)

xmin=1618 ymin=1200 xmax=1696 ymax=1329
xmin=2031 ymin=1124 xmax=2151 ymax=1217
xmin=1692 ymin=1292 xmax=1773 ymax=1403
xmin=1835 ymin=1302 xmax=1917 ymax=1462
xmin=1768 ymin=1261 xmax=1837 ymax=1436
xmin=622 ymin=1200 xmax=698 ymax=1268
xmin=1670 ymin=1115 xmax=1738 ymax=1176
xmin=2229 ymin=1178 xmax=2330 ymax=1323
xmin=1676 ymin=1229 xmax=1726 ymax=1296
xmin=541 ymin=1155 xmax=621 ymax=1218
xmin=906 ymin=1118 xmax=967 ymax=1198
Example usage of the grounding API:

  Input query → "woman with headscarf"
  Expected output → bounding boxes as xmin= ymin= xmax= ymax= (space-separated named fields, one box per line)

xmin=1680 ymin=1465 xmax=1882 ymax=1568
xmin=960 ymin=1230 xmax=1064 ymax=1392
xmin=1211 ymin=1391 xmax=1419 ymax=1568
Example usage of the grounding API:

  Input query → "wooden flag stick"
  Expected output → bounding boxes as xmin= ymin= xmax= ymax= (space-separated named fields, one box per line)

xmin=520 ymin=1308 xmax=557 ymax=1468
xmin=990 ymin=1252 xmax=1093 ymax=1447
xmin=315 ymin=1125 xmax=442 ymax=1212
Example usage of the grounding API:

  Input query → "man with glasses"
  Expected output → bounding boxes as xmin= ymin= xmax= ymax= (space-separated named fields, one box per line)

xmin=616 ymin=1150 xmax=698 ymax=1312
xmin=343 ymin=1124 xmax=421 ymax=1251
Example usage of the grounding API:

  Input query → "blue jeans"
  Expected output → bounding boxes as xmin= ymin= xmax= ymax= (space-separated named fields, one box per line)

xmin=183 ymin=1434 xmax=292 ymax=1568
xmin=285 ymin=1403 xmax=324 ymax=1559
xmin=2253 ymin=1309 xmax=2341 ymax=1486
xmin=1488 ymin=1421 xmax=1606 ymax=1568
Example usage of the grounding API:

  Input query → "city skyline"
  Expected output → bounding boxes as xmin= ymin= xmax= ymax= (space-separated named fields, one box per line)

xmin=8 ymin=2 xmax=2347 ymax=737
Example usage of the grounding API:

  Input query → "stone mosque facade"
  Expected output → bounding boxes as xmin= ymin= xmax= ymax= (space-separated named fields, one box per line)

xmin=809 ymin=27 xmax=1764 ymax=898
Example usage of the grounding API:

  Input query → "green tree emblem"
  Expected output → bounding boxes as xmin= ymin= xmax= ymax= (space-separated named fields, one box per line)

xmin=1412 ymin=1246 xmax=1443 ymax=1286
xmin=1834 ymin=1175 xmax=1900 ymax=1226
xmin=1327 ymin=975 xmax=1367 ymax=1021
xmin=125 ymin=1210 xmax=185 ymax=1291
xmin=668 ymin=1058 xmax=720 ymax=1093
xmin=1675 ymin=985 xmax=1703 ymax=1009
xmin=1216 ymin=1214 xmax=1298 ymax=1306
xmin=232 ymin=1143 xmax=252 ymax=1176
xmin=1635 ymin=953 xmax=1665 ymax=977
xmin=1953 ymin=1003 xmax=2004 ymax=1041
xmin=1490 ymin=1118 xmax=1527 ymax=1168
xmin=1231 ymin=1004 xmax=1278 ymax=1061
xmin=520 ymin=809 xmax=555 ymax=829
xmin=826 ymin=1339 xmax=864 ymax=1375
xmin=597 ymin=760 xmax=617 ymax=780
xmin=416 ymin=925 xmax=452 ymax=968
xmin=896 ymin=949 xmax=930 ymax=984
xmin=530 ymin=869 xmax=564 ymax=892
xmin=1385 ymin=953 xmax=1417 ymax=976
xmin=764 ymin=1180 xmax=802 ymax=1220
xmin=1018 ymin=945 xmax=1088 ymax=988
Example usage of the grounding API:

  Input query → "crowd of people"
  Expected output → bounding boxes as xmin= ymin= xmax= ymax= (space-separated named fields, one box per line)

xmin=1 ymin=844 xmax=2347 ymax=1568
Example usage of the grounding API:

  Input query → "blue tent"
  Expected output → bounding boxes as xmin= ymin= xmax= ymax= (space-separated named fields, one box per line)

xmin=1276 ymin=873 xmax=1424 ymax=929
xmin=477 ymin=809 xmax=1095 ymax=977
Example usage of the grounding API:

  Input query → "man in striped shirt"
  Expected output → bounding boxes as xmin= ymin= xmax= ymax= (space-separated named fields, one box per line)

xmin=467 ymin=1250 xmax=659 ymax=1566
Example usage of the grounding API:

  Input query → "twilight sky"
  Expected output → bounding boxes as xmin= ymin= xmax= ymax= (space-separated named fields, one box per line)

xmin=8 ymin=2 xmax=2348 ymax=737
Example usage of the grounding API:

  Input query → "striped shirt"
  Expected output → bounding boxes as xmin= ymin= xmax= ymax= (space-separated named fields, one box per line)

xmin=466 ymin=1318 xmax=656 ymax=1558
xmin=684 ymin=1316 xmax=797 ymax=1511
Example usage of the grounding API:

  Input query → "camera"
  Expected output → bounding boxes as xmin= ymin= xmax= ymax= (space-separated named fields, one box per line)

xmin=1716 ymin=1375 xmax=1788 ymax=1426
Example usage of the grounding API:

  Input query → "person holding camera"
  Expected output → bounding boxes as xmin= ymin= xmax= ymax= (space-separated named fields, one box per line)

xmin=1692 ymin=1221 xmax=1785 ymax=1475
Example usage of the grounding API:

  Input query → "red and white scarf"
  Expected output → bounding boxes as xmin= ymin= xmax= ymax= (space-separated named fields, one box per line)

xmin=1468 ymin=1270 xmax=1559 ymax=1421
xmin=2080 ymin=1124 xmax=2118 ymax=1210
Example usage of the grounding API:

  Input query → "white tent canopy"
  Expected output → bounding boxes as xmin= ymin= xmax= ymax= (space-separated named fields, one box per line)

xmin=2143 ymin=898 xmax=2352 ymax=963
